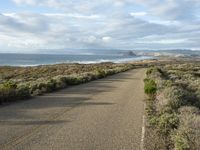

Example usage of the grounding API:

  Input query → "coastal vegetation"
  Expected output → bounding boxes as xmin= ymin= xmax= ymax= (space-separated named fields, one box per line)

xmin=0 ymin=63 xmax=134 ymax=104
xmin=144 ymin=63 xmax=200 ymax=150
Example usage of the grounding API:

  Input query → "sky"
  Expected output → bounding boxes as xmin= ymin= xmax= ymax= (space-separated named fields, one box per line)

xmin=0 ymin=0 xmax=200 ymax=53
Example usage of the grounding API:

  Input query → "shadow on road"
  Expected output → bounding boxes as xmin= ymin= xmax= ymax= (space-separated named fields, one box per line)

xmin=0 ymin=70 xmax=135 ymax=126
xmin=0 ymin=120 xmax=69 ymax=126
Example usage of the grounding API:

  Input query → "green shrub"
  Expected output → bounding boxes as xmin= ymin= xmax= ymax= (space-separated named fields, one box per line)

xmin=16 ymin=85 xmax=31 ymax=99
xmin=173 ymin=133 xmax=190 ymax=150
xmin=55 ymin=80 xmax=67 ymax=89
xmin=0 ymin=81 xmax=31 ymax=103
xmin=146 ymin=67 xmax=155 ymax=76
xmin=150 ymin=113 xmax=179 ymax=135
xmin=37 ymin=82 xmax=47 ymax=90
xmin=105 ymin=69 xmax=116 ymax=76
xmin=163 ymin=80 xmax=173 ymax=87
xmin=145 ymin=100 xmax=156 ymax=118
xmin=46 ymin=79 xmax=57 ymax=92
xmin=86 ymin=73 xmax=98 ymax=81
xmin=3 ymin=81 xmax=17 ymax=89
xmin=32 ymin=89 xmax=43 ymax=96
xmin=96 ymin=69 xmax=106 ymax=78
xmin=29 ymin=84 xmax=38 ymax=94
xmin=144 ymin=78 xmax=157 ymax=95
xmin=65 ymin=76 xmax=82 ymax=85
xmin=0 ymin=81 xmax=17 ymax=103
xmin=146 ymin=67 xmax=164 ymax=77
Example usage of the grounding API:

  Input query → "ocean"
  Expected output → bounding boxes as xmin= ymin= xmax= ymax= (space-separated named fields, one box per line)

xmin=0 ymin=53 xmax=152 ymax=66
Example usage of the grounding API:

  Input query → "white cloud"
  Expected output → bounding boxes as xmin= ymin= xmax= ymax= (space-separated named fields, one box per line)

xmin=13 ymin=0 xmax=36 ymax=5
xmin=0 ymin=0 xmax=199 ymax=51
xmin=133 ymin=0 xmax=200 ymax=21
xmin=102 ymin=36 xmax=112 ymax=43
xmin=130 ymin=12 xmax=147 ymax=17
xmin=12 ymin=0 xmax=62 ymax=7
xmin=43 ymin=13 xmax=101 ymax=19
xmin=137 ymin=39 xmax=189 ymax=44
xmin=11 ymin=0 xmax=200 ymax=22
xmin=66 ymin=13 xmax=101 ymax=19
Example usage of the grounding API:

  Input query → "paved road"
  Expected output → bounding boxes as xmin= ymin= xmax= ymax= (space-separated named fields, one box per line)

xmin=0 ymin=68 xmax=146 ymax=150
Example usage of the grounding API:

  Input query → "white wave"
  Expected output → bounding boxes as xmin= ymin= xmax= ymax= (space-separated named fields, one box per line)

xmin=65 ymin=56 xmax=153 ymax=64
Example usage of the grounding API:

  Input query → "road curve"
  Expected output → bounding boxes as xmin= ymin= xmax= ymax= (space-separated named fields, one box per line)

xmin=0 ymin=68 xmax=146 ymax=150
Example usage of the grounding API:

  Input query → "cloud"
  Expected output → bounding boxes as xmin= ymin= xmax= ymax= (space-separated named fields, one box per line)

xmin=102 ymin=36 xmax=112 ymax=43
xmin=12 ymin=0 xmax=64 ymax=8
xmin=133 ymin=0 xmax=200 ymax=21
xmin=0 ymin=13 xmax=50 ymax=34
xmin=13 ymin=0 xmax=36 ymax=5
xmin=130 ymin=12 xmax=147 ymax=17
xmin=11 ymin=0 xmax=200 ymax=21
xmin=0 ymin=12 xmax=107 ymax=49
xmin=86 ymin=36 xmax=97 ymax=43
xmin=0 ymin=0 xmax=199 ymax=51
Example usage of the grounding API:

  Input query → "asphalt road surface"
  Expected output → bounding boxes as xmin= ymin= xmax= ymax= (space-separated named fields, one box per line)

xmin=0 ymin=68 xmax=146 ymax=150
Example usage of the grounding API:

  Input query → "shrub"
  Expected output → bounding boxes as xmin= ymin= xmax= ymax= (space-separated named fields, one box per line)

xmin=145 ymin=100 xmax=156 ymax=118
xmin=165 ymin=87 xmax=187 ymax=110
xmin=145 ymin=63 xmax=200 ymax=150
xmin=146 ymin=67 xmax=165 ymax=78
xmin=46 ymin=79 xmax=57 ymax=92
xmin=165 ymin=86 xmax=200 ymax=110
xmin=144 ymin=78 xmax=157 ymax=95
xmin=150 ymin=113 xmax=179 ymax=135
xmin=29 ymin=84 xmax=38 ymax=94
xmin=146 ymin=67 xmax=155 ymax=76
xmin=85 ymin=73 xmax=98 ymax=81
xmin=0 ymin=63 xmax=134 ymax=104
xmin=172 ymin=106 xmax=200 ymax=150
xmin=96 ymin=69 xmax=106 ymax=78
xmin=16 ymin=85 xmax=31 ymax=99
xmin=178 ymin=106 xmax=199 ymax=115
xmin=0 ymin=81 xmax=31 ymax=103
xmin=0 ymin=81 xmax=17 ymax=103
xmin=32 ymin=89 xmax=42 ymax=96
xmin=3 ymin=81 xmax=17 ymax=89
xmin=37 ymin=82 xmax=47 ymax=90
xmin=163 ymin=80 xmax=173 ymax=87
xmin=65 ymin=76 xmax=82 ymax=85
xmin=105 ymin=69 xmax=116 ymax=76
xmin=55 ymin=80 xmax=67 ymax=89
xmin=172 ymin=107 xmax=200 ymax=150
xmin=173 ymin=132 xmax=190 ymax=150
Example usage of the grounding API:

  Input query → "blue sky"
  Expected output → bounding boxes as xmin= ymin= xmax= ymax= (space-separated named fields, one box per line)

xmin=0 ymin=0 xmax=200 ymax=52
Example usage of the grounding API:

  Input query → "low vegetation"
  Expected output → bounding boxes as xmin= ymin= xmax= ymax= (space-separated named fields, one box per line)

xmin=144 ymin=78 xmax=157 ymax=96
xmin=0 ymin=63 xmax=135 ymax=104
xmin=144 ymin=63 xmax=200 ymax=150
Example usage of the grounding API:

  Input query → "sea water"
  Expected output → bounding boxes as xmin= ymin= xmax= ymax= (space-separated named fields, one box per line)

xmin=0 ymin=53 xmax=152 ymax=66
